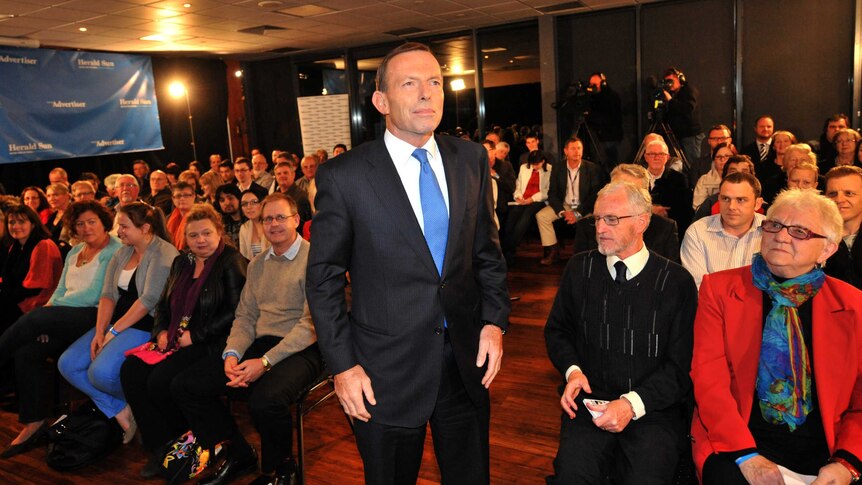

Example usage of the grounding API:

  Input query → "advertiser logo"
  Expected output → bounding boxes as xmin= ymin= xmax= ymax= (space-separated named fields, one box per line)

xmin=0 ymin=55 xmax=37 ymax=65
xmin=8 ymin=141 xmax=54 ymax=155
xmin=93 ymin=139 xmax=125 ymax=147
xmin=76 ymin=58 xmax=116 ymax=69
xmin=48 ymin=100 xmax=87 ymax=109
xmin=119 ymin=98 xmax=154 ymax=108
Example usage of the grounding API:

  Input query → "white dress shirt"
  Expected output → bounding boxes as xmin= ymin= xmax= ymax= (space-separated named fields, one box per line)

xmin=681 ymin=212 xmax=764 ymax=289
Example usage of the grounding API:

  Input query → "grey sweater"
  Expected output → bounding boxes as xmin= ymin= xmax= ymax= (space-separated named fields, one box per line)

xmin=225 ymin=239 xmax=317 ymax=364
xmin=100 ymin=236 xmax=179 ymax=315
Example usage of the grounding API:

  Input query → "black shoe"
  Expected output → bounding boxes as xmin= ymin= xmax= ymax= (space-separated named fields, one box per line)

xmin=272 ymin=458 xmax=297 ymax=485
xmin=1 ymin=422 xmax=47 ymax=459
xmin=198 ymin=446 xmax=258 ymax=485
xmin=140 ymin=450 xmax=164 ymax=479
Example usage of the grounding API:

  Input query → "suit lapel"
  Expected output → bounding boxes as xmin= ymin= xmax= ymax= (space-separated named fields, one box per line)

xmin=726 ymin=275 xmax=764 ymax=420
xmin=438 ymin=135 xmax=464 ymax=278
xmin=363 ymin=140 xmax=440 ymax=276
xmin=812 ymin=281 xmax=854 ymax=449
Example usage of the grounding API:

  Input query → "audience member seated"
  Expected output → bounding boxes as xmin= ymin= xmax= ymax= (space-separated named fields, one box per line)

xmin=787 ymin=161 xmax=821 ymax=191
xmin=270 ymin=159 xmax=312 ymax=229
xmin=142 ymin=170 xmax=173 ymax=216
xmin=199 ymin=171 xmax=221 ymax=205
xmin=178 ymin=170 xmax=200 ymax=197
xmin=103 ymin=173 xmax=121 ymax=207
xmin=544 ymin=181 xmax=697 ymax=484
xmin=690 ymin=124 xmax=732 ymax=187
xmin=45 ymin=183 xmax=73 ymax=255
xmin=166 ymin=182 xmax=196 ymax=251
xmin=691 ymin=189 xmax=862 ymax=484
xmin=71 ymin=180 xmax=96 ymax=202
xmin=80 ymin=172 xmax=108 ymax=201
xmin=816 ymin=113 xmax=850 ymax=165
xmin=239 ymin=190 xmax=270 ymax=260
xmin=215 ymin=184 xmax=245 ymax=248
xmin=573 ymin=164 xmax=680 ymax=262
xmin=234 ymin=158 xmax=269 ymax=201
xmin=0 ymin=201 xmax=120 ymax=458
xmin=682 ymin=172 xmax=764 ymax=289
xmin=48 ymin=167 xmax=69 ymax=188
xmin=823 ymin=128 xmax=862 ymax=174
xmin=483 ymin=139 xmax=516 ymax=230
xmin=133 ymin=160 xmax=151 ymax=188
xmin=502 ymin=150 xmax=552 ymax=265
xmin=761 ymin=141 xmax=813 ymax=204
xmin=57 ymin=203 xmax=177 ymax=446
xmin=644 ymin=139 xmax=693 ymax=235
xmin=332 ymin=143 xmax=347 ymax=157
xmin=0 ymin=205 xmax=62 ymax=333
xmin=120 ymin=204 xmax=247 ymax=479
xmin=251 ymin=153 xmax=273 ymax=191
xmin=219 ymin=160 xmax=237 ymax=185
xmin=296 ymin=155 xmax=319 ymax=214
xmin=20 ymin=186 xmax=51 ymax=225
xmin=741 ymin=115 xmax=775 ymax=178
xmin=693 ymin=142 xmax=735 ymax=210
xmin=692 ymin=155 xmax=757 ymax=221
xmin=824 ymin=166 xmax=862 ymax=288
xmin=173 ymin=193 xmax=321 ymax=485
xmin=535 ymin=137 xmax=608 ymax=265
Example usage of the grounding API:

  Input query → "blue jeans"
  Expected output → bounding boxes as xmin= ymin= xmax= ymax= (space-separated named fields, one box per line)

xmin=58 ymin=326 xmax=150 ymax=418
xmin=680 ymin=132 xmax=705 ymax=172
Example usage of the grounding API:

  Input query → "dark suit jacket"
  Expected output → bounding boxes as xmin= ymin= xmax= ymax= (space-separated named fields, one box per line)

xmin=546 ymin=159 xmax=608 ymax=217
xmin=572 ymin=213 xmax=680 ymax=263
xmin=306 ymin=135 xmax=510 ymax=428
xmin=691 ymin=267 xmax=862 ymax=473
xmin=650 ymin=168 xmax=693 ymax=235
xmin=143 ymin=187 xmax=173 ymax=217
xmin=825 ymin=239 xmax=862 ymax=289
xmin=491 ymin=157 xmax=516 ymax=212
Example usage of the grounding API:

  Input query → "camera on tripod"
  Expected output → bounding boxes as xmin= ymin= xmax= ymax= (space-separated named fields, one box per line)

xmin=648 ymin=78 xmax=674 ymax=122
xmin=551 ymin=80 xmax=594 ymax=116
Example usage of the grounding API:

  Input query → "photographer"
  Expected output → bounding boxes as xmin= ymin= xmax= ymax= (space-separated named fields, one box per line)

xmin=586 ymin=73 xmax=624 ymax=166
xmin=661 ymin=67 xmax=703 ymax=168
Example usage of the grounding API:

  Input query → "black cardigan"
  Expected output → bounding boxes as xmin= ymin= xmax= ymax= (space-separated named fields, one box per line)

xmin=153 ymin=245 xmax=248 ymax=353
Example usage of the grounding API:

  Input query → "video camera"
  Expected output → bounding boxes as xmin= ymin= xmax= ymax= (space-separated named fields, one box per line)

xmin=648 ymin=78 xmax=674 ymax=122
xmin=551 ymin=80 xmax=595 ymax=116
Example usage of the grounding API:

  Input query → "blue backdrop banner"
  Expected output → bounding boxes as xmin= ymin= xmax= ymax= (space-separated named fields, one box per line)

xmin=0 ymin=46 xmax=164 ymax=164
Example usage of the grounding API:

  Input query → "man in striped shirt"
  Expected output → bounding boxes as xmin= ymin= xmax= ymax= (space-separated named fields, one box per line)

xmin=681 ymin=172 xmax=764 ymax=289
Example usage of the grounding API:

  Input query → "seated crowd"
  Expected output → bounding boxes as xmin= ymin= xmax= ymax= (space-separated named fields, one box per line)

xmin=0 ymin=144 xmax=345 ymax=484
xmin=3 ymin=109 xmax=862 ymax=485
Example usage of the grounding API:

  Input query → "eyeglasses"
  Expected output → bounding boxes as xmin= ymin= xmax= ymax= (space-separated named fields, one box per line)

xmin=761 ymin=220 xmax=827 ymax=240
xmin=172 ymin=193 xmax=195 ymax=199
xmin=714 ymin=154 xmax=731 ymax=160
xmin=589 ymin=214 xmax=641 ymax=226
xmin=262 ymin=213 xmax=297 ymax=224
xmin=645 ymin=152 xmax=668 ymax=157
xmin=240 ymin=200 xmax=260 ymax=207
xmin=708 ymin=136 xmax=730 ymax=141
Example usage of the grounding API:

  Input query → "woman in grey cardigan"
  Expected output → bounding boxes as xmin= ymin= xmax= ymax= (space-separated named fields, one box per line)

xmin=58 ymin=203 xmax=178 ymax=444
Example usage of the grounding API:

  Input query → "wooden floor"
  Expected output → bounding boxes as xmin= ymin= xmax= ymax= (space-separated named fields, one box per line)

xmin=0 ymin=241 xmax=568 ymax=484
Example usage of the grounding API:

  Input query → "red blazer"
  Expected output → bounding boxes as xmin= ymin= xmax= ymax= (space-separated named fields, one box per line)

xmin=691 ymin=265 xmax=862 ymax=474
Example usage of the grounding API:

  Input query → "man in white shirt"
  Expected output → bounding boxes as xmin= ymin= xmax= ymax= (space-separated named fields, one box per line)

xmin=824 ymin=165 xmax=862 ymax=287
xmin=681 ymin=172 xmax=764 ymax=288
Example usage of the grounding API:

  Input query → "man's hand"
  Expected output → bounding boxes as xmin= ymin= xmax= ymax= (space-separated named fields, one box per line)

xmin=563 ymin=211 xmax=578 ymax=224
xmin=477 ymin=324 xmax=503 ymax=388
xmin=663 ymin=89 xmax=672 ymax=102
xmin=560 ymin=370 xmax=592 ymax=419
xmin=739 ymin=455 xmax=785 ymax=485
xmin=589 ymin=399 xmax=634 ymax=433
xmin=652 ymin=205 xmax=670 ymax=218
xmin=334 ymin=365 xmax=376 ymax=422
xmin=226 ymin=358 xmax=267 ymax=387
xmin=516 ymin=197 xmax=531 ymax=206
xmin=812 ymin=462 xmax=853 ymax=485
xmin=223 ymin=356 xmax=242 ymax=383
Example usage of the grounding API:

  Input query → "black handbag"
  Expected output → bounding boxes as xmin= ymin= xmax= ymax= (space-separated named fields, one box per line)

xmin=46 ymin=400 xmax=122 ymax=471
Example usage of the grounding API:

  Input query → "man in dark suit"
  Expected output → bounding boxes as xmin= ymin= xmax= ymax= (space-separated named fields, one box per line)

xmin=573 ymin=164 xmax=680 ymax=262
xmin=535 ymin=136 xmax=608 ymax=265
xmin=740 ymin=115 xmax=778 ymax=181
xmin=482 ymin=139 xmax=515 ymax=228
xmin=306 ymin=42 xmax=510 ymax=485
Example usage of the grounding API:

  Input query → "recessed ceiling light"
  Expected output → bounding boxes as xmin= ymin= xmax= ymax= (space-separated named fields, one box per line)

xmin=183 ymin=3 xmax=191 ymax=7
xmin=0 ymin=13 xmax=15 ymax=19
xmin=258 ymin=1 xmax=282 ymax=7
xmin=78 ymin=27 xmax=87 ymax=32
xmin=481 ymin=47 xmax=507 ymax=53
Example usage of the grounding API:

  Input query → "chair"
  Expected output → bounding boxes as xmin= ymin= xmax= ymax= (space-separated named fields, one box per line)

xmin=293 ymin=368 xmax=353 ymax=484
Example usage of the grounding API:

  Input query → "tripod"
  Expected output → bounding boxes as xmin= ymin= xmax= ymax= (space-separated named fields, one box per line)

xmin=634 ymin=114 xmax=689 ymax=173
xmin=571 ymin=111 xmax=607 ymax=171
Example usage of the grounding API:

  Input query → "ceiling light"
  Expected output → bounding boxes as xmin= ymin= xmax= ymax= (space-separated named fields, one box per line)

xmin=168 ymin=81 xmax=186 ymax=97
xmin=0 ymin=14 xmax=15 ymax=19
xmin=481 ymin=47 xmax=507 ymax=53
xmin=183 ymin=3 xmax=191 ymax=7
xmin=234 ymin=70 xmax=243 ymax=78
xmin=78 ymin=27 xmax=87 ymax=32
xmin=258 ymin=1 xmax=283 ymax=7
xmin=450 ymin=79 xmax=465 ymax=91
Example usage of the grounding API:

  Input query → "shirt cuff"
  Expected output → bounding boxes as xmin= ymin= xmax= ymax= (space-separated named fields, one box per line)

xmin=222 ymin=349 xmax=241 ymax=360
xmin=621 ymin=391 xmax=645 ymax=420
xmin=564 ymin=365 xmax=582 ymax=382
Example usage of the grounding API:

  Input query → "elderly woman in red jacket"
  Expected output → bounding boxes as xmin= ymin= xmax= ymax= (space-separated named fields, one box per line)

xmin=692 ymin=188 xmax=862 ymax=484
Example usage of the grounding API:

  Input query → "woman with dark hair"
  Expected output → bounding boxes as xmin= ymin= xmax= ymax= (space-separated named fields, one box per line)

xmin=166 ymin=182 xmax=196 ymax=251
xmin=0 ymin=201 xmax=121 ymax=458
xmin=693 ymin=142 xmax=735 ymax=209
xmin=120 ymin=203 xmax=247 ymax=478
xmin=45 ymin=183 xmax=73 ymax=257
xmin=238 ymin=190 xmax=269 ymax=259
xmin=20 ymin=186 xmax=51 ymax=225
xmin=0 ymin=204 xmax=63 ymax=333
xmin=57 ymin=202 xmax=178 ymax=445
xmin=502 ymin=149 xmax=553 ymax=265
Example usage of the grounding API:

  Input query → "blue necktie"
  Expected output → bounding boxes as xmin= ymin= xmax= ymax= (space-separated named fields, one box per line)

xmin=413 ymin=148 xmax=448 ymax=277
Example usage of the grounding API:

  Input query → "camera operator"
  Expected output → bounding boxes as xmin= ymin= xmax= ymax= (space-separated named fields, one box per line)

xmin=661 ymin=67 xmax=704 ymax=168
xmin=586 ymin=73 xmax=623 ymax=165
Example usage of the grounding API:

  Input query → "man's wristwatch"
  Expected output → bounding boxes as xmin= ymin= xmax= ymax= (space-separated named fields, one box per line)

xmin=261 ymin=355 xmax=273 ymax=372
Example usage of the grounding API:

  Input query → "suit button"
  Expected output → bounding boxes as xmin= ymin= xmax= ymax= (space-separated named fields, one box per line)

xmin=434 ymin=327 xmax=443 ymax=335
xmin=440 ymin=281 xmax=446 ymax=289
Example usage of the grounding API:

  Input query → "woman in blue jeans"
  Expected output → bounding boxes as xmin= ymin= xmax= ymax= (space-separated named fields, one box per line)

xmin=58 ymin=202 xmax=177 ymax=443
